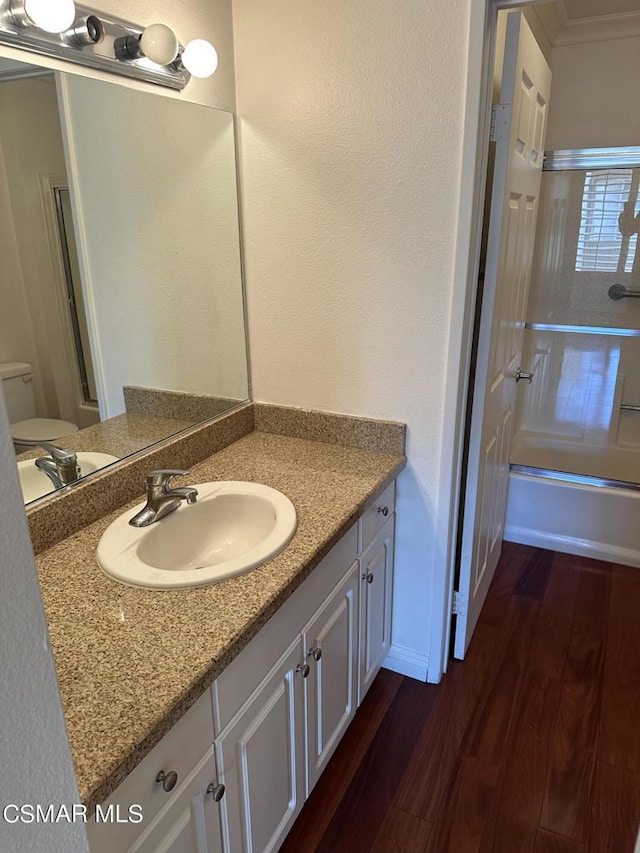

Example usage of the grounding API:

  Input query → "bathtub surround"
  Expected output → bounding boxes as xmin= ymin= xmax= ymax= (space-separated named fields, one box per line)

xmin=32 ymin=424 xmax=405 ymax=810
xmin=26 ymin=402 xmax=405 ymax=555
xmin=123 ymin=386 xmax=243 ymax=422
xmin=505 ymin=469 xmax=640 ymax=569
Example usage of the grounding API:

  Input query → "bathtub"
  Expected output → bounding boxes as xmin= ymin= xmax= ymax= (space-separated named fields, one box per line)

xmin=504 ymin=436 xmax=640 ymax=569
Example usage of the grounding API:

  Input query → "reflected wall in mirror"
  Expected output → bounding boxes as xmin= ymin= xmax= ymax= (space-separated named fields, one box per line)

xmin=0 ymin=57 xmax=249 ymax=505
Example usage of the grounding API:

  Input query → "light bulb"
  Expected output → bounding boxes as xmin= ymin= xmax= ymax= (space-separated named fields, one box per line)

xmin=181 ymin=39 xmax=218 ymax=78
xmin=140 ymin=23 xmax=179 ymax=66
xmin=23 ymin=0 xmax=76 ymax=33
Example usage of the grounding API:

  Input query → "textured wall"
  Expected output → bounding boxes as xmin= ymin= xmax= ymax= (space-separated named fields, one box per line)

xmin=546 ymin=35 xmax=640 ymax=150
xmin=234 ymin=0 xmax=471 ymax=674
xmin=0 ymin=393 xmax=89 ymax=852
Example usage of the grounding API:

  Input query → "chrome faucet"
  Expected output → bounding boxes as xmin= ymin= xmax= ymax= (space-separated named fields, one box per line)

xmin=129 ymin=469 xmax=198 ymax=528
xmin=34 ymin=442 xmax=81 ymax=489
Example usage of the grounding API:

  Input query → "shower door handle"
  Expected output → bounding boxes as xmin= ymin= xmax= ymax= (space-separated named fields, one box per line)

xmin=515 ymin=368 xmax=534 ymax=384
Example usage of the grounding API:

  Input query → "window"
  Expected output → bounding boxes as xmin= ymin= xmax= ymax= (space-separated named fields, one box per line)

xmin=575 ymin=168 xmax=639 ymax=273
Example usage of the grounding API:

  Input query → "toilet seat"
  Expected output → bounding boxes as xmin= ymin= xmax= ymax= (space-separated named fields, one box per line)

xmin=10 ymin=418 xmax=79 ymax=446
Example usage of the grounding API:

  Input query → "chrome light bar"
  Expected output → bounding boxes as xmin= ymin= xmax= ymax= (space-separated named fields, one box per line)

xmin=0 ymin=1 xmax=189 ymax=90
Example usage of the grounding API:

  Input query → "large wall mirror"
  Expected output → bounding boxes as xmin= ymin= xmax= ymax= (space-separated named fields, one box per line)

xmin=0 ymin=57 xmax=249 ymax=506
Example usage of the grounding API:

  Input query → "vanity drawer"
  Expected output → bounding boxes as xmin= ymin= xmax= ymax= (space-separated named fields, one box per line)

xmin=87 ymin=689 xmax=214 ymax=853
xmin=359 ymin=481 xmax=396 ymax=552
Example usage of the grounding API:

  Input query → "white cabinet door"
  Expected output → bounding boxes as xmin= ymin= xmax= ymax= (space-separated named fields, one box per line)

xmin=129 ymin=746 xmax=223 ymax=853
xmin=359 ymin=515 xmax=395 ymax=704
xmin=216 ymin=637 xmax=306 ymax=853
xmin=304 ymin=560 xmax=359 ymax=795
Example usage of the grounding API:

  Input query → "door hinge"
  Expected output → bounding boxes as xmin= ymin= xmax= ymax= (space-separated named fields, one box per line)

xmin=490 ymin=103 xmax=510 ymax=143
xmin=452 ymin=590 xmax=466 ymax=617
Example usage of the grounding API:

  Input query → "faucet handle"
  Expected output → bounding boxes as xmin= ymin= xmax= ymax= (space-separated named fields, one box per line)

xmin=146 ymin=469 xmax=190 ymax=490
xmin=36 ymin=441 xmax=76 ymax=462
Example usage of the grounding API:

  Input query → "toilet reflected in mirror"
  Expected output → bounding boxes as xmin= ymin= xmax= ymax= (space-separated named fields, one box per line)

xmin=1 ymin=362 xmax=78 ymax=454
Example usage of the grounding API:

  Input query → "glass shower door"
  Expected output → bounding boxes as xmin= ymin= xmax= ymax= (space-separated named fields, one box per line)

xmin=512 ymin=149 xmax=640 ymax=485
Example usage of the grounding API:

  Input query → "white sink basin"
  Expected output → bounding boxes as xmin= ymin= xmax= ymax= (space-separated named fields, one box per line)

xmin=97 ymin=481 xmax=297 ymax=589
xmin=18 ymin=452 xmax=119 ymax=504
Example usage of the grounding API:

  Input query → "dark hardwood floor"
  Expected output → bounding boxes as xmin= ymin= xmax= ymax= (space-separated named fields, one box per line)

xmin=281 ymin=542 xmax=640 ymax=852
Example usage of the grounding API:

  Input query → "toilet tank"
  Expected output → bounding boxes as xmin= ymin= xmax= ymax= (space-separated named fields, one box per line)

xmin=0 ymin=362 xmax=36 ymax=423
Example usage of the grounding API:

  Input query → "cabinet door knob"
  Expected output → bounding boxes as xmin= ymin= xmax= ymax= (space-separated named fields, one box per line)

xmin=206 ymin=782 xmax=226 ymax=802
xmin=377 ymin=506 xmax=389 ymax=517
xmin=308 ymin=647 xmax=322 ymax=662
xmin=156 ymin=770 xmax=178 ymax=792
xmin=365 ymin=571 xmax=374 ymax=584
xmin=296 ymin=663 xmax=310 ymax=678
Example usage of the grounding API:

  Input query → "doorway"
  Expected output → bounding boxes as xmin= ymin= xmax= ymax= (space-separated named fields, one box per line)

xmin=432 ymin=0 xmax=640 ymax=678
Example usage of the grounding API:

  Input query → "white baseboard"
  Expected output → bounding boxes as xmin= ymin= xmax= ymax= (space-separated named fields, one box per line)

xmin=383 ymin=643 xmax=429 ymax=682
xmin=504 ymin=524 xmax=640 ymax=569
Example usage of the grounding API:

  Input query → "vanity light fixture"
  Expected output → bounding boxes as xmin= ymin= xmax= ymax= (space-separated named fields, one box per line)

xmin=0 ymin=1 xmax=218 ymax=90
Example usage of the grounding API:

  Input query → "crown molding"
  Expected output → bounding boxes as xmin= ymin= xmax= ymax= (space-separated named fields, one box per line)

xmin=556 ymin=1 xmax=569 ymax=26
xmin=530 ymin=2 xmax=566 ymax=47
xmin=555 ymin=10 xmax=640 ymax=45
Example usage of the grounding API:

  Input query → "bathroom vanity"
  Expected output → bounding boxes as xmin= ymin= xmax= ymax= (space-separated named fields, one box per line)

xmin=88 ymin=481 xmax=395 ymax=853
xmin=30 ymin=408 xmax=405 ymax=853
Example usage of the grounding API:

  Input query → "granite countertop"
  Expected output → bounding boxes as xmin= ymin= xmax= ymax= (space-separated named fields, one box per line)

xmin=34 ymin=430 xmax=406 ymax=811
xmin=17 ymin=412 xmax=194 ymax=463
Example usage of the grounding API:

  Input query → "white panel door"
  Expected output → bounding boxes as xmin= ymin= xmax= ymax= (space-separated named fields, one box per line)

xmin=304 ymin=560 xmax=359 ymax=796
xmin=455 ymin=12 xmax=551 ymax=658
xmin=216 ymin=637 xmax=306 ymax=853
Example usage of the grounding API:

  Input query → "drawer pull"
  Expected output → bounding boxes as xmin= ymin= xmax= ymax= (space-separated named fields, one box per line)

xmin=296 ymin=663 xmax=310 ymax=678
xmin=377 ymin=506 xmax=389 ymax=517
xmin=308 ymin=647 xmax=322 ymax=662
xmin=206 ymin=782 xmax=226 ymax=802
xmin=156 ymin=770 xmax=178 ymax=792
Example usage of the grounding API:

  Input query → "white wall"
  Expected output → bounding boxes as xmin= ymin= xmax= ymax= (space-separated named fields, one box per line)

xmin=546 ymin=35 xmax=640 ymax=150
xmin=0 ymin=393 xmax=89 ymax=853
xmin=0 ymin=76 xmax=72 ymax=419
xmin=234 ymin=0 xmax=472 ymax=678
xmin=59 ymin=75 xmax=248 ymax=417
xmin=0 ymin=137 xmax=37 ymax=378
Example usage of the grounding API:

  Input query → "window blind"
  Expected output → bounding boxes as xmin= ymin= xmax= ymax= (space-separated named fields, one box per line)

xmin=575 ymin=168 xmax=638 ymax=273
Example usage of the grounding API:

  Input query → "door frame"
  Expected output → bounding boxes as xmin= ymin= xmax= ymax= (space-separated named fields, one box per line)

xmin=428 ymin=0 xmax=543 ymax=682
